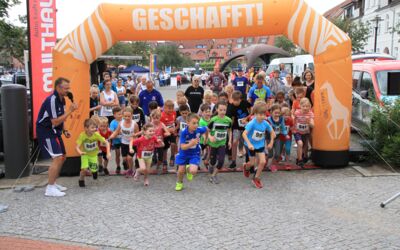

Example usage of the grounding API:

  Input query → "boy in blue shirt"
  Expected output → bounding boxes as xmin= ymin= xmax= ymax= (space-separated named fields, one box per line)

xmin=109 ymin=107 xmax=123 ymax=174
xmin=175 ymin=113 xmax=208 ymax=191
xmin=242 ymin=102 xmax=275 ymax=189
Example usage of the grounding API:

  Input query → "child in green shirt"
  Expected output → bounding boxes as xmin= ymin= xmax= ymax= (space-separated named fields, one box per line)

xmin=199 ymin=104 xmax=212 ymax=169
xmin=76 ymin=118 xmax=111 ymax=187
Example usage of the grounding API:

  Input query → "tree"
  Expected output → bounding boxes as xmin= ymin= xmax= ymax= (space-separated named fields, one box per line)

xmin=274 ymin=36 xmax=298 ymax=56
xmin=104 ymin=41 xmax=151 ymax=67
xmin=154 ymin=44 xmax=193 ymax=69
xmin=332 ymin=18 xmax=370 ymax=52
xmin=0 ymin=0 xmax=27 ymax=64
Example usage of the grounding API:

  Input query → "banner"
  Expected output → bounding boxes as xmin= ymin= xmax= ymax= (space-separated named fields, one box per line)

xmin=28 ymin=0 xmax=57 ymax=137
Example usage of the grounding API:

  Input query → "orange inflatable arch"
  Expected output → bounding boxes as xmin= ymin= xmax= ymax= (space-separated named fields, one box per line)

xmin=53 ymin=0 xmax=352 ymax=167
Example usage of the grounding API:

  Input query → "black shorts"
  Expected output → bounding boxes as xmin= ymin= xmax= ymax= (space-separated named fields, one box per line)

xmin=201 ymin=144 xmax=207 ymax=151
xmin=112 ymin=143 xmax=121 ymax=150
xmin=98 ymin=151 xmax=108 ymax=161
xmin=163 ymin=135 xmax=177 ymax=149
xmin=246 ymin=146 xmax=265 ymax=157
xmin=121 ymin=144 xmax=135 ymax=157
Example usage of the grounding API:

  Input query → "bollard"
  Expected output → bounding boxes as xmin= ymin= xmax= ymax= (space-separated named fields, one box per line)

xmin=1 ymin=85 xmax=30 ymax=179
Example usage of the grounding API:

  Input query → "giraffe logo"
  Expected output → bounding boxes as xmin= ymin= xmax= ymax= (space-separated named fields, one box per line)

xmin=320 ymin=82 xmax=350 ymax=140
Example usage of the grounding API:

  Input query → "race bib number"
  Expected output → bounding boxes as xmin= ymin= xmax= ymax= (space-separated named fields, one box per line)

xmin=142 ymin=151 xmax=153 ymax=159
xmin=238 ymin=118 xmax=246 ymax=127
xmin=237 ymin=81 xmax=244 ymax=87
xmin=296 ymin=123 xmax=309 ymax=132
xmin=215 ymin=131 xmax=227 ymax=141
xmin=105 ymin=106 xmax=112 ymax=111
xmin=121 ymin=129 xmax=132 ymax=136
xmin=180 ymin=122 xmax=188 ymax=131
xmin=167 ymin=123 xmax=175 ymax=129
xmin=84 ymin=142 xmax=97 ymax=151
xmin=133 ymin=114 xmax=140 ymax=123
xmin=273 ymin=126 xmax=281 ymax=135
xmin=252 ymin=130 xmax=264 ymax=141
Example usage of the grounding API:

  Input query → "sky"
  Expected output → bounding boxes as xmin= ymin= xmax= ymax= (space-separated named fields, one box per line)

xmin=8 ymin=0 xmax=346 ymax=38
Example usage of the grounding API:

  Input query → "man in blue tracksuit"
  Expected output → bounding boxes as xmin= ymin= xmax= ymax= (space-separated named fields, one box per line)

xmin=138 ymin=80 xmax=164 ymax=116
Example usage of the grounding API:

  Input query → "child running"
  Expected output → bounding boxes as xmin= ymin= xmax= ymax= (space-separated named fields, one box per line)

xmin=199 ymin=104 xmax=212 ymax=168
xmin=293 ymin=98 xmax=314 ymax=167
xmin=242 ymin=102 xmax=275 ymax=189
xmin=175 ymin=113 xmax=208 ymax=191
xmin=76 ymin=118 xmax=111 ymax=187
xmin=150 ymin=109 xmax=171 ymax=174
xmin=207 ymin=101 xmax=232 ymax=184
xmin=129 ymin=124 xmax=164 ymax=186
xmin=98 ymin=117 xmax=112 ymax=175
xmin=109 ymin=107 xmax=123 ymax=174
xmin=109 ymin=107 xmax=140 ymax=177
xmin=280 ymin=106 xmax=294 ymax=166
xmin=266 ymin=104 xmax=289 ymax=172
xmin=161 ymin=100 xmax=177 ymax=168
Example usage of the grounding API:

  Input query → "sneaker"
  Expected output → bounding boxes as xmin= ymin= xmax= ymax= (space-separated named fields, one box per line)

xmin=269 ymin=165 xmax=278 ymax=173
xmin=125 ymin=169 xmax=134 ymax=178
xmin=208 ymin=165 xmax=214 ymax=175
xmin=78 ymin=180 xmax=85 ymax=187
xmin=252 ymin=178 xmax=263 ymax=189
xmin=162 ymin=166 xmax=168 ymax=174
xmin=116 ymin=166 xmax=121 ymax=175
xmin=175 ymin=182 xmax=184 ymax=191
xmin=242 ymin=163 xmax=250 ymax=178
xmin=103 ymin=168 xmax=110 ymax=176
xmin=186 ymin=165 xmax=193 ymax=181
xmin=54 ymin=183 xmax=67 ymax=192
xmin=123 ymin=161 xmax=128 ymax=171
xmin=92 ymin=172 xmax=98 ymax=180
xmin=45 ymin=185 xmax=66 ymax=197
xmin=229 ymin=161 xmax=237 ymax=169
xmin=209 ymin=176 xmax=215 ymax=183
xmin=144 ymin=177 xmax=149 ymax=186
xmin=133 ymin=170 xmax=140 ymax=181
xmin=213 ymin=175 xmax=220 ymax=184
xmin=169 ymin=156 xmax=175 ymax=167
xmin=296 ymin=159 xmax=305 ymax=168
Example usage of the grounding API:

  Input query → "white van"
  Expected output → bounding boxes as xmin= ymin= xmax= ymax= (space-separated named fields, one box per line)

xmin=266 ymin=57 xmax=294 ymax=80
xmin=293 ymin=54 xmax=314 ymax=78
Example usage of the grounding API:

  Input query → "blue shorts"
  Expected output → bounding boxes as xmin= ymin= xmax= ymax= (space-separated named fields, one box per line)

xmin=38 ymin=136 xmax=66 ymax=159
xmin=175 ymin=153 xmax=200 ymax=166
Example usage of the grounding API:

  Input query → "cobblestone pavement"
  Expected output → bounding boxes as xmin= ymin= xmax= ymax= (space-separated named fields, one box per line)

xmin=1 ymin=85 xmax=400 ymax=249
xmin=1 ymin=167 xmax=400 ymax=249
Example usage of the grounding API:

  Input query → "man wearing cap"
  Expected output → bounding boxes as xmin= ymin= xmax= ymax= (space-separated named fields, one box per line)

xmin=206 ymin=67 xmax=227 ymax=94
xmin=232 ymin=68 xmax=250 ymax=97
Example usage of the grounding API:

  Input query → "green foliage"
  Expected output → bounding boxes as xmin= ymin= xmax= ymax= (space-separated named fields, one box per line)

xmin=155 ymin=44 xmax=194 ymax=69
xmin=364 ymin=100 xmax=400 ymax=166
xmin=104 ymin=41 xmax=151 ymax=67
xmin=332 ymin=18 xmax=370 ymax=52
xmin=0 ymin=0 xmax=19 ymax=19
xmin=200 ymin=61 xmax=215 ymax=71
xmin=274 ymin=36 xmax=306 ymax=56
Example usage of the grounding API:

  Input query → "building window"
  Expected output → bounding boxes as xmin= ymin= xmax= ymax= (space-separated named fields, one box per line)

xmin=236 ymin=44 xmax=242 ymax=48
xmin=260 ymin=38 xmax=267 ymax=43
xmin=218 ymin=44 xmax=225 ymax=49
xmin=345 ymin=7 xmax=353 ymax=18
xmin=247 ymin=37 xmax=253 ymax=43
xmin=237 ymin=38 xmax=244 ymax=43
xmin=196 ymin=44 xmax=206 ymax=49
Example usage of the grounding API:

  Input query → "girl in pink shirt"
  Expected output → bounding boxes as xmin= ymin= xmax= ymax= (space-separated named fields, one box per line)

xmin=293 ymin=98 xmax=314 ymax=168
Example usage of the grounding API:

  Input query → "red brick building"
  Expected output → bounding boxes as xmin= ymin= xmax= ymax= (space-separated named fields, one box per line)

xmin=153 ymin=36 xmax=276 ymax=63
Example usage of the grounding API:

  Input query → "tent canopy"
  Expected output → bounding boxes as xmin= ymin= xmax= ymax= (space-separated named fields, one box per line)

xmin=119 ymin=65 xmax=149 ymax=73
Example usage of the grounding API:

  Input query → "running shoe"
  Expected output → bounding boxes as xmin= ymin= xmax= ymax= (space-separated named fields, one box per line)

xmin=123 ymin=161 xmax=128 ymax=170
xmin=213 ymin=175 xmax=220 ymax=184
xmin=269 ymin=165 xmax=278 ymax=173
xmin=125 ymin=169 xmax=134 ymax=178
xmin=169 ymin=156 xmax=175 ymax=167
xmin=242 ymin=163 xmax=250 ymax=178
xmin=78 ymin=180 xmax=85 ymax=188
xmin=92 ymin=171 xmax=98 ymax=180
xmin=175 ymin=182 xmax=184 ymax=191
xmin=252 ymin=177 xmax=263 ymax=189
xmin=104 ymin=168 xmax=110 ymax=176
xmin=162 ymin=166 xmax=168 ymax=174
xmin=296 ymin=159 xmax=305 ymax=168
xmin=45 ymin=185 xmax=66 ymax=196
xmin=116 ymin=166 xmax=121 ymax=175
xmin=186 ymin=165 xmax=193 ymax=181
xmin=133 ymin=170 xmax=140 ymax=181
xmin=229 ymin=161 xmax=237 ymax=169
xmin=54 ymin=183 xmax=67 ymax=191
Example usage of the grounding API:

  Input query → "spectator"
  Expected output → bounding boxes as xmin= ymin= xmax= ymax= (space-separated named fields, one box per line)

xmin=302 ymin=69 xmax=315 ymax=106
xmin=279 ymin=63 xmax=288 ymax=79
xmin=139 ymin=80 xmax=164 ymax=116
xmin=184 ymin=76 xmax=204 ymax=113
xmin=136 ymin=76 xmax=147 ymax=96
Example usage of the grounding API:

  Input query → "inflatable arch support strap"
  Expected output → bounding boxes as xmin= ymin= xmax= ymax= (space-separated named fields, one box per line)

xmin=53 ymin=0 xmax=352 ymax=167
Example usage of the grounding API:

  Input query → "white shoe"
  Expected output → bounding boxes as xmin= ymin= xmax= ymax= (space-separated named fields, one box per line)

xmin=45 ymin=185 xmax=66 ymax=197
xmin=54 ymin=183 xmax=67 ymax=191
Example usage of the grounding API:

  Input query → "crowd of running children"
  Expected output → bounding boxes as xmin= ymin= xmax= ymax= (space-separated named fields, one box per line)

xmin=81 ymin=67 xmax=315 ymax=190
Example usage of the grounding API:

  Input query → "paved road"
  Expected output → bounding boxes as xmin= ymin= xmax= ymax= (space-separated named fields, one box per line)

xmin=1 ymin=85 xmax=399 ymax=249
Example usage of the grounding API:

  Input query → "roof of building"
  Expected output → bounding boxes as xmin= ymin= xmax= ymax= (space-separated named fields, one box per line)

xmin=324 ymin=0 xmax=353 ymax=19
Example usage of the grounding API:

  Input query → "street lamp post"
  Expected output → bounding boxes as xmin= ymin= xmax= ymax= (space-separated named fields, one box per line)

xmin=373 ymin=15 xmax=383 ymax=53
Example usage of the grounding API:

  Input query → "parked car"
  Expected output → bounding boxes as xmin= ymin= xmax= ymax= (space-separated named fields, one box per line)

xmin=351 ymin=60 xmax=400 ymax=130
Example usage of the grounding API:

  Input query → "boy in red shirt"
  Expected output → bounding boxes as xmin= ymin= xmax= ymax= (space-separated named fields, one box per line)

xmin=98 ymin=117 xmax=112 ymax=175
xmin=129 ymin=123 xmax=164 ymax=186
xmin=161 ymin=100 xmax=177 ymax=168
